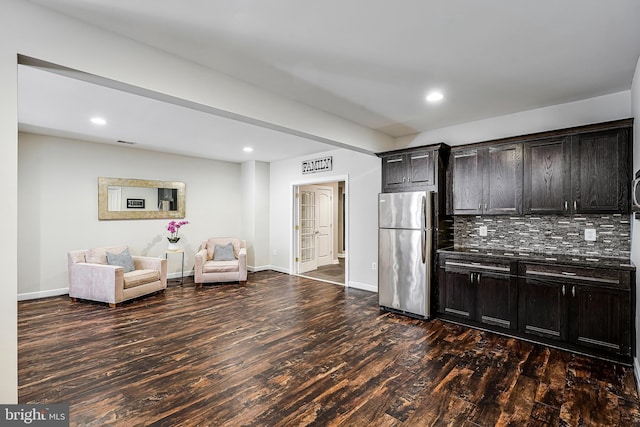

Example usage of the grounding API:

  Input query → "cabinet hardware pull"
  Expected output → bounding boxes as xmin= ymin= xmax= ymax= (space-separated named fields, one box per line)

xmin=411 ymin=154 xmax=429 ymax=160
xmin=484 ymin=203 xmax=487 ymax=211
xmin=574 ymin=201 xmax=577 ymax=210
xmin=476 ymin=273 xmax=481 ymax=283
xmin=478 ymin=203 xmax=482 ymax=210
xmin=561 ymin=272 xmax=576 ymax=276
xmin=387 ymin=158 xmax=403 ymax=163
xmin=572 ymin=286 xmax=576 ymax=297
xmin=564 ymin=201 xmax=568 ymax=211
xmin=403 ymin=177 xmax=406 ymax=183
xmin=562 ymin=285 xmax=565 ymax=296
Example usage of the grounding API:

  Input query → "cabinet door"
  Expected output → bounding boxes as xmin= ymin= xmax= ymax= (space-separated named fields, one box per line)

xmin=518 ymin=278 xmax=568 ymax=341
xmin=569 ymin=284 xmax=630 ymax=356
xmin=382 ymin=154 xmax=407 ymax=191
xmin=452 ymin=149 xmax=483 ymax=215
xmin=441 ymin=269 xmax=476 ymax=320
xmin=571 ymin=128 xmax=630 ymax=214
xmin=484 ymin=143 xmax=523 ymax=215
xmin=476 ymin=272 xmax=517 ymax=330
xmin=523 ymin=137 xmax=570 ymax=214
xmin=408 ymin=150 xmax=435 ymax=187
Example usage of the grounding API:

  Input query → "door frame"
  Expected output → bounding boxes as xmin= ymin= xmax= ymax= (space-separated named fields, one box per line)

xmin=291 ymin=174 xmax=349 ymax=287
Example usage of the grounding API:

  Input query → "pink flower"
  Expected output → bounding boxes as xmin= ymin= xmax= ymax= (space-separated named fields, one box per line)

xmin=167 ymin=220 xmax=189 ymax=239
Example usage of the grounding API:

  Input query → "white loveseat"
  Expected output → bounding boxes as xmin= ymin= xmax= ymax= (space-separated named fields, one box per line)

xmin=68 ymin=245 xmax=167 ymax=307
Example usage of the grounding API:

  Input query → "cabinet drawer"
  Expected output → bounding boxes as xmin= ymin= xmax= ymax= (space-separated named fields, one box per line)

xmin=520 ymin=263 xmax=629 ymax=289
xmin=444 ymin=259 xmax=512 ymax=274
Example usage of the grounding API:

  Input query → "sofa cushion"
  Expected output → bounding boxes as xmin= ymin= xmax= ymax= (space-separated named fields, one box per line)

xmin=203 ymin=260 xmax=239 ymax=273
xmin=86 ymin=245 xmax=128 ymax=265
xmin=106 ymin=248 xmax=135 ymax=273
xmin=123 ymin=269 xmax=160 ymax=289
xmin=214 ymin=243 xmax=235 ymax=261
xmin=207 ymin=238 xmax=240 ymax=260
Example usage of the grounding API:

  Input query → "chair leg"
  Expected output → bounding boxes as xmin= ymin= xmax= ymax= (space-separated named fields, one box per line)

xmin=109 ymin=303 xmax=117 ymax=308
xmin=239 ymin=281 xmax=247 ymax=285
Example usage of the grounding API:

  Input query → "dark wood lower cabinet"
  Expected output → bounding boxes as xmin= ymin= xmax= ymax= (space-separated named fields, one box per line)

xmin=437 ymin=253 xmax=634 ymax=362
xmin=570 ymin=283 xmax=631 ymax=356
xmin=438 ymin=257 xmax=517 ymax=331
xmin=440 ymin=269 xmax=476 ymax=320
xmin=518 ymin=277 xmax=568 ymax=341
xmin=476 ymin=270 xmax=518 ymax=329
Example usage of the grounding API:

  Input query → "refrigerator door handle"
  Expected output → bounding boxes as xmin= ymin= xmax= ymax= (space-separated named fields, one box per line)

xmin=421 ymin=195 xmax=427 ymax=263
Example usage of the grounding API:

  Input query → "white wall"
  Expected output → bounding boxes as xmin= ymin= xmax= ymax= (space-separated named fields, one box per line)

xmin=630 ymin=54 xmax=640 ymax=388
xmin=19 ymin=133 xmax=243 ymax=296
xmin=270 ymin=148 xmax=380 ymax=292
xmin=0 ymin=0 xmax=392 ymax=402
xmin=0 ymin=35 xmax=18 ymax=403
xmin=241 ymin=160 xmax=270 ymax=270
xmin=396 ymin=91 xmax=632 ymax=149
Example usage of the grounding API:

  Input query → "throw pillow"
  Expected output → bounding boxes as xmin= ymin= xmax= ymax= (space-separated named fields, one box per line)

xmin=106 ymin=248 xmax=136 ymax=273
xmin=214 ymin=243 xmax=235 ymax=261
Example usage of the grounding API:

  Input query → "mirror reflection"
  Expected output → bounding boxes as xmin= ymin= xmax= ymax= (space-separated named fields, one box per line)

xmin=98 ymin=177 xmax=185 ymax=220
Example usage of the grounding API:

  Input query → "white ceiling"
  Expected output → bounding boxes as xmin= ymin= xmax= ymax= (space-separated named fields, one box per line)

xmin=19 ymin=0 xmax=640 ymax=163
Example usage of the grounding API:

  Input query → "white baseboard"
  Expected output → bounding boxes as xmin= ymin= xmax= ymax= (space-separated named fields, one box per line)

xmin=18 ymin=288 xmax=68 ymax=301
xmin=248 ymin=265 xmax=271 ymax=272
xmin=348 ymin=281 xmax=377 ymax=293
xmin=269 ymin=265 xmax=290 ymax=274
xmin=168 ymin=270 xmax=194 ymax=280
xmin=634 ymin=357 xmax=640 ymax=398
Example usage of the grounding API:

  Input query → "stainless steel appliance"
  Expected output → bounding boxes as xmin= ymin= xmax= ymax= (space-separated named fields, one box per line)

xmin=378 ymin=191 xmax=433 ymax=319
xmin=632 ymin=170 xmax=640 ymax=212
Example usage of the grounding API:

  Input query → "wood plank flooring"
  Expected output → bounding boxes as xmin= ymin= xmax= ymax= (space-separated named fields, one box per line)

xmin=18 ymin=271 xmax=640 ymax=426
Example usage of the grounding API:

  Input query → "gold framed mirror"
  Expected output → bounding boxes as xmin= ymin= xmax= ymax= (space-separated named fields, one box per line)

xmin=98 ymin=177 xmax=186 ymax=220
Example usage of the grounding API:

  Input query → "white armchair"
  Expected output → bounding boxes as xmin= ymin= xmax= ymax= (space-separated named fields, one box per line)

xmin=68 ymin=245 xmax=167 ymax=307
xmin=194 ymin=238 xmax=247 ymax=285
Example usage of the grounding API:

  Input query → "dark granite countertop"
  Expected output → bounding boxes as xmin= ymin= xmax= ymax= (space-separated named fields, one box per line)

xmin=437 ymin=246 xmax=635 ymax=271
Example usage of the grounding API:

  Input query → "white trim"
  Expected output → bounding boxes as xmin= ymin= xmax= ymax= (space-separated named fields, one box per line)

xmin=348 ymin=281 xmax=377 ymax=293
xmin=634 ymin=357 xmax=640 ymax=397
xmin=298 ymin=274 xmax=345 ymax=287
xmin=18 ymin=288 xmax=68 ymax=301
xmin=248 ymin=265 xmax=271 ymax=272
xmin=269 ymin=265 xmax=290 ymax=274
xmin=167 ymin=270 xmax=194 ymax=280
xmin=290 ymin=174 xmax=350 ymax=287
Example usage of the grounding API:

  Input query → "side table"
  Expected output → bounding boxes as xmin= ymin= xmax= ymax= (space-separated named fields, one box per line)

xmin=165 ymin=249 xmax=185 ymax=285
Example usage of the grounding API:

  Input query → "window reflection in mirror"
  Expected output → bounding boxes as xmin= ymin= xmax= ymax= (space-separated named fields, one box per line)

xmin=98 ymin=177 xmax=185 ymax=220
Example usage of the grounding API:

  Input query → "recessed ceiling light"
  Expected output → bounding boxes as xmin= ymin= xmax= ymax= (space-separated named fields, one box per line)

xmin=243 ymin=147 xmax=253 ymax=153
xmin=426 ymin=91 xmax=444 ymax=103
xmin=90 ymin=117 xmax=107 ymax=125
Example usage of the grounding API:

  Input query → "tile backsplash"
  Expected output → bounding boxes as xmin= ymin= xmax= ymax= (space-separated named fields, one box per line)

xmin=454 ymin=215 xmax=631 ymax=259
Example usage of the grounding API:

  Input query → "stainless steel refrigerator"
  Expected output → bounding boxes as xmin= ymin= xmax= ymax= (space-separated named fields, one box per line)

xmin=378 ymin=191 xmax=433 ymax=319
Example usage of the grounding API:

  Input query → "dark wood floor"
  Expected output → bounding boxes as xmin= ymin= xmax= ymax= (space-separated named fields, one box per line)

xmin=18 ymin=271 xmax=640 ymax=426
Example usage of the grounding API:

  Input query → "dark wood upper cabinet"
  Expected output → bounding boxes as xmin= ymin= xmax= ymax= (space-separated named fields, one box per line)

xmin=452 ymin=149 xmax=483 ymax=214
xmin=571 ymin=128 xmax=630 ymax=214
xmin=451 ymin=143 xmax=522 ymax=215
xmin=381 ymin=154 xmax=406 ymax=190
xmin=380 ymin=148 xmax=435 ymax=192
xmin=379 ymin=144 xmax=449 ymax=195
xmin=484 ymin=144 xmax=523 ymax=215
xmin=409 ymin=150 xmax=435 ymax=186
xmin=523 ymin=137 xmax=570 ymax=214
xmin=451 ymin=120 xmax=632 ymax=216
